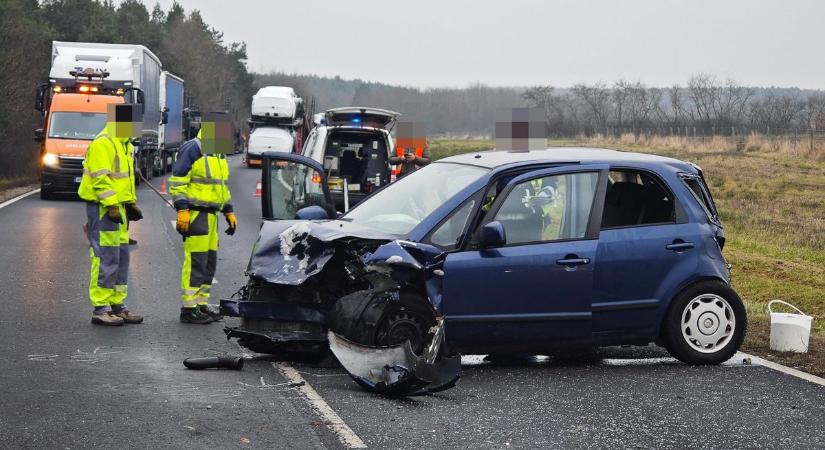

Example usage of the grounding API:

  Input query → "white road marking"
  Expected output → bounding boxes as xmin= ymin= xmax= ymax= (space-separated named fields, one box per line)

xmin=739 ymin=351 xmax=825 ymax=387
xmin=0 ymin=188 xmax=40 ymax=210
xmin=274 ymin=362 xmax=367 ymax=449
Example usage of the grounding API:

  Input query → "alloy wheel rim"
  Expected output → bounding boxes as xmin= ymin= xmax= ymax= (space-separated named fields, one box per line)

xmin=680 ymin=293 xmax=735 ymax=353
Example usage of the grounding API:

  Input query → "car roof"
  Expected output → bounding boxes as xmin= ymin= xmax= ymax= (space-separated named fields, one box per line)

xmin=439 ymin=147 xmax=694 ymax=172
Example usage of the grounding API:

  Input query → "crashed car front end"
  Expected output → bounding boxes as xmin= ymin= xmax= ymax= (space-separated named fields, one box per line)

xmin=220 ymin=220 xmax=461 ymax=395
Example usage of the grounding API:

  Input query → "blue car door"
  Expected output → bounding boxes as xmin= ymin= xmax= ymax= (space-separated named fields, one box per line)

xmin=441 ymin=165 xmax=608 ymax=350
xmin=592 ymin=168 xmax=704 ymax=338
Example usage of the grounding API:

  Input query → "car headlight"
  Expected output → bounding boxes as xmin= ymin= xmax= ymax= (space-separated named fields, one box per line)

xmin=42 ymin=153 xmax=59 ymax=168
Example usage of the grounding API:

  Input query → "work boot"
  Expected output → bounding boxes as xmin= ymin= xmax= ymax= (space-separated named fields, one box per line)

xmin=91 ymin=312 xmax=124 ymax=326
xmin=114 ymin=310 xmax=144 ymax=324
xmin=180 ymin=307 xmax=213 ymax=324
xmin=128 ymin=238 xmax=138 ymax=245
xmin=198 ymin=304 xmax=224 ymax=321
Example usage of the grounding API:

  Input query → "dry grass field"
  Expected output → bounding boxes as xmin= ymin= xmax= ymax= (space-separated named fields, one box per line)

xmin=429 ymin=135 xmax=825 ymax=375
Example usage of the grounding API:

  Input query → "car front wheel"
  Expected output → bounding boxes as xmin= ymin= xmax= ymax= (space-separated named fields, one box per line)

xmin=661 ymin=280 xmax=746 ymax=365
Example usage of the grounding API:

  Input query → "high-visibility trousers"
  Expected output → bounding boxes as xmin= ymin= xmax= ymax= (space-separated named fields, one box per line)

xmin=181 ymin=210 xmax=218 ymax=307
xmin=86 ymin=202 xmax=129 ymax=307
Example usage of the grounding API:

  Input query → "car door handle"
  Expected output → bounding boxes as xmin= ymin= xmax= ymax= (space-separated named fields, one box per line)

xmin=666 ymin=242 xmax=695 ymax=252
xmin=556 ymin=257 xmax=590 ymax=266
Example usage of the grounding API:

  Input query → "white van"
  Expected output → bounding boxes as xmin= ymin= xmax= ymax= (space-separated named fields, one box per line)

xmin=251 ymin=86 xmax=303 ymax=122
xmin=301 ymin=107 xmax=399 ymax=210
xmin=246 ymin=126 xmax=295 ymax=167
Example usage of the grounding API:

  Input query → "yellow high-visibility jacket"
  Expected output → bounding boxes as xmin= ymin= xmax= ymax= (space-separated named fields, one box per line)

xmin=169 ymin=138 xmax=232 ymax=213
xmin=77 ymin=127 xmax=136 ymax=206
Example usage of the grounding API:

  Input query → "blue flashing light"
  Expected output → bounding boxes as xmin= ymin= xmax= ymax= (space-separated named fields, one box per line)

xmin=352 ymin=117 xmax=361 ymax=123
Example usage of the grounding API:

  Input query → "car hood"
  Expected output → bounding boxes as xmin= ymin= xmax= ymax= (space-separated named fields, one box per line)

xmin=247 ymin=219 xmax=395 ymax=285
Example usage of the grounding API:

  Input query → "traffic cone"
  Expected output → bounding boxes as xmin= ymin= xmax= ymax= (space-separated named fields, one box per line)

xmin=159 ymin=177 xmax=168 ymax=195
xmin=254 ymin=179 xmax=262 ymax=197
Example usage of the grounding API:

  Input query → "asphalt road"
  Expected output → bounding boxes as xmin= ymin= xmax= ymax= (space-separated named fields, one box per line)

xmin=1 ymin=154 xmax=823 ymax=449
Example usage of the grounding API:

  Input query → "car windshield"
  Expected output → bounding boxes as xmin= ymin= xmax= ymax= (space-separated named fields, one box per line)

xmin=343 ymin=162 xmax=488 ymax=236
xmin=48 ymin=112 xmax=107 ymax=140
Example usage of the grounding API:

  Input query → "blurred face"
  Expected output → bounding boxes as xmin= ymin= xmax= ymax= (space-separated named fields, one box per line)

xmin=200 ymin=113 xmax=234 ymax=154
xmin=495 ymin=107 xmax=546 ymax=152
xmin=107 ymin=104 xmax=143 ymax=139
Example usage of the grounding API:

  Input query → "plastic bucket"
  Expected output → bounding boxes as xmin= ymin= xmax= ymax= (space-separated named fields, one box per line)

xmin=768 ymin=300 xmax=813 ymax=353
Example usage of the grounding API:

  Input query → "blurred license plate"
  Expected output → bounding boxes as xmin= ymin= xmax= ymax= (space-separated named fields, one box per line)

xmin=74 ymin=177 xmax=82 ymax=183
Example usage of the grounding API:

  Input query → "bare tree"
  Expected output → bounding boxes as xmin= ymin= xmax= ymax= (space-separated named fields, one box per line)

xmin=572 ymin=82 xmax=611 ymax=133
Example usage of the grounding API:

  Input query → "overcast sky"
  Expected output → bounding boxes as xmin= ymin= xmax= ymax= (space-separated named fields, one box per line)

xmin=151 ymin=0 xmax=825 ymax=89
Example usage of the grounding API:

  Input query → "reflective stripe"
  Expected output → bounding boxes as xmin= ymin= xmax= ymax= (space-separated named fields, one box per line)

xmin=203 ymin=157 xmax=212 ymax=179
xmin=110 ymin=172 xmax=130 ymax=179
xmin=98 ymin=134 xmax=121 ymax=173
xmin=190 ymin=177 xmax=225 ymax=185
xmin=84 ymin=168 xmax=111 ymax=178
xmin=184 ymin=289 xmax=199 ymax=296
xmin=169 ymin=180 xmax=187 ymax=186
xmin=98 ymin=190 xmax=116 ymax=200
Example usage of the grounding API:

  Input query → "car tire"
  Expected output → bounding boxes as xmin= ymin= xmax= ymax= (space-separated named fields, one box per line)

xmin=330 ymin=289 xmax=436 ymax=354
xmin=40 ymin=187 xmax=53 ymax=200
xmin=661 ymin=280 xmax=746 ymax=365
xmin=374 ymin=293 xmax=436 ymax=353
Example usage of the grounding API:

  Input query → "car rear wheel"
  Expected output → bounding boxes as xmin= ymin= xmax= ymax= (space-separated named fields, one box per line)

xmin=661 ymin=280 xmax=746 ymax=365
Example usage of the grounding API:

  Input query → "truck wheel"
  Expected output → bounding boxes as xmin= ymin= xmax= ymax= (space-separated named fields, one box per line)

xmin=152 ymin=152 xmax=163 ymax=177
xmin=143 ymin=153 xmax=153 ymax=181
xmin=134 ymin=155 xmax=141 ymax=186
xmin=661 ymin=280 xmax=746 ymax=365
xmin=39 ymin=186 xmax=53 ymax=200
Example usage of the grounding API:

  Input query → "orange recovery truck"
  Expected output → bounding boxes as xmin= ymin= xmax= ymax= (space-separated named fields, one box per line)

xmin=35 ymin=93 xmax=124 ymax=199
xmin=34 ymin=41 xmax=183 ymax=199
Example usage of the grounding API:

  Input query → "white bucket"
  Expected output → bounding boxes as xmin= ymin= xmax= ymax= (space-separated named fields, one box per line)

xmin=768 ymin=300 xmax=813 ymax=353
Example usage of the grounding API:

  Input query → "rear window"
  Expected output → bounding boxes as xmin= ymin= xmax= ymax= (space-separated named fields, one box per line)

xmin=681 ymin=174 xmax=719 ymax=223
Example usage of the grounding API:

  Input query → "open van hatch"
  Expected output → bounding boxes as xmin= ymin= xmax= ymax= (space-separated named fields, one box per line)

xmin=325 ymin=107 xmax=399 ymax=130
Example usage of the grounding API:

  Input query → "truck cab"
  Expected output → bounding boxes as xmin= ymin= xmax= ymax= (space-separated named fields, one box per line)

xmin=36 ymin=92 xmax=124 ymax=199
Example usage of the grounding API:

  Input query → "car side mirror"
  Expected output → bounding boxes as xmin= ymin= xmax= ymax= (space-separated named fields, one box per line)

xmin=296 ymin=205 xmax=329 ymax=220
xmin=160 ymin=107 xmax=169 ymax=125
xmin=34 ymin=128 xmax=44 ymax=142
xmin=477 ymin=221 xmax=506 ymax=249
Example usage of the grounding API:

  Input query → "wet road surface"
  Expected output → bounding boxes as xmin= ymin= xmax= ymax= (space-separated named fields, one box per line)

xmin=0 ymin=154 xmax=822 ymax=449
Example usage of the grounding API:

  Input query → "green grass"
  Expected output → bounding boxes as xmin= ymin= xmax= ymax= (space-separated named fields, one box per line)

xmin=430 ymin=136 xmax=825 ymax=375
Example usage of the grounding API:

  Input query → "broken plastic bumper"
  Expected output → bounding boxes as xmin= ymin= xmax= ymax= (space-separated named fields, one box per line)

xmin=221 ymin=298 xmax=328 ymax=354
xmin=328 ymin=327 xmax=460 ymax=397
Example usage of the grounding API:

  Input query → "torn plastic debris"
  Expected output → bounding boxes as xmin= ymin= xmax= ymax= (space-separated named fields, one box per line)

xmin=327 ymin=319 xmax=460 ymax=397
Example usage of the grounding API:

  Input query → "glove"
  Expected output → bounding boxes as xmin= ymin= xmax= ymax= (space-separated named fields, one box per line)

xmin=176 ymin=209 xmax=190 ymax=235
xmin=224 ymin=212 xmax=237 ymax=236
xmin=106 ymin=205 xmax=123 ymax=224
xmin=125 ymin=203 xmax=143 ymax=222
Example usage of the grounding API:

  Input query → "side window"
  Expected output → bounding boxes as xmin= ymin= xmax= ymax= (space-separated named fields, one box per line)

xmin=493 ymin=172 xmax=599 ymax=245
xmin=682 ymin=175 xmax=719 ymax=223
xmin=601 ymin=170 xmax=676 ymax=229
xmin=268 ymin=159 xmax=328 ymax=219
xmin=429 ymin=199 xmax=477 ymax=250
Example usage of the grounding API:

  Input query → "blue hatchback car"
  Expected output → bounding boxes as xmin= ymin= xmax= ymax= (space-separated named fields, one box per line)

xmin=223 ymin=147 xmax=746 ymax=394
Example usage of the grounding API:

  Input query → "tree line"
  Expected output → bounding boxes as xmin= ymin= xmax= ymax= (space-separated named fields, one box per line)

xmin=259 ymin=72 xmax=825 ymax=139
xmin=0 ymin=0 xmax=254 ymax=179
xmin=525 ymin=75 xmax=825 ymax=137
